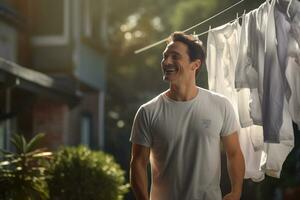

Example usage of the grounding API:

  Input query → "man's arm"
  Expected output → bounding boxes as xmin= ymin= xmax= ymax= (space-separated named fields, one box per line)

xmin=130 ymin=143 xmax=150 ymax=200
xmin=222 ymin=132 xmax=245 ymax=200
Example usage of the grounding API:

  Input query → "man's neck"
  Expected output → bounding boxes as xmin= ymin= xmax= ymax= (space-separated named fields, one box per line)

xmin=166 ymin=82 xmax=198 ymax=101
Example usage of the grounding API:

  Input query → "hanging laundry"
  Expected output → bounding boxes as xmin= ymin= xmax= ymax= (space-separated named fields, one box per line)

xmin=234 ymin=2 xmax=270 ymax=127
xmin=235 ymin=11 xmax=262 ymax=127
xmin=274 ymin=0 xmax=291 ymax=99
xmin=234 ymin=0 xmax=295 ymax=143
xmin=233 ymin=0 xmax=294 ymax=178
xmin=262 ymin=0 xmax=288 ymax=143
xmin=277 ymin=0 xmax=300 ymax=130
xmin=207 ymin=0 xmax=297 ymax=180
xmin=207 ymin=20 xmax=241 ymax=103
xmin=287 ymin=0 xmax=300 ymax=130
xmin=262 ymin=97 xmax=294 ymax=178
xmin=286 ymin=40 xmax=300 ymax=130
xmin=206 ymin=19 xmax=265 ymax=181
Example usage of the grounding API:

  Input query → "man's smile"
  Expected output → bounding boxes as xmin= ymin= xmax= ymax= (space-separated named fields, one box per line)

xmin=163 ymin=66 xmax=179 ymax=74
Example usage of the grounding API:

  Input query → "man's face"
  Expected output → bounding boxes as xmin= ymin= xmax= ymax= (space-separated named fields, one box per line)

xmin=161 ymin=41 xmax=197 ymax=83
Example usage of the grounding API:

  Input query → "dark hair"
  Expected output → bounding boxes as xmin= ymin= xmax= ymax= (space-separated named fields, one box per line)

xmin=167 ymin=31 xmax=206 ymax=77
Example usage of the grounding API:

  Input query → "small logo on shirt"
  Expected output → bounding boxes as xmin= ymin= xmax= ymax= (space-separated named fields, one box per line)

xmin=201 ymin=119 xmax=211 ymax=128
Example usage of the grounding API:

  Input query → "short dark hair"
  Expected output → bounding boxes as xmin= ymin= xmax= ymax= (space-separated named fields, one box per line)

xmin=167 ymin=31 xmax=206 ymax=77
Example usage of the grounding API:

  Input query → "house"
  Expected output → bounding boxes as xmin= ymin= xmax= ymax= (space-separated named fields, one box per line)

xmin=0 ymin=0 xmax=107 ymax=151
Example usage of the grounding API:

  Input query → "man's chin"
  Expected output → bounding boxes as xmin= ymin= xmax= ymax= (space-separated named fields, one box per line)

xmin=163 ymin=75 xmax=171 ymax=81
xmin=163 ymin=75 xmax=176 ymax=83
xmin=162 ymin=72 xmax=177 ymax=81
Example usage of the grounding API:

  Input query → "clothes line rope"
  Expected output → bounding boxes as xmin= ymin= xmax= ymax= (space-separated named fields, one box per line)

xmin=134 ymin=0 xmax=246 ymax=54
xmin=196 ymin=11 xmax=245 ymax=37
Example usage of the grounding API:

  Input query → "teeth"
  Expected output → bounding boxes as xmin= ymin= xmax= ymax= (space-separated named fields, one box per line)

xmin=165 ymin=68 xmax=177 ymax=73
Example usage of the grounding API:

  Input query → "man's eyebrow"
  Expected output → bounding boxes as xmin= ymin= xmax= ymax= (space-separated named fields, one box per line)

xmin=163 ymin=51 xmax=181 ymax=56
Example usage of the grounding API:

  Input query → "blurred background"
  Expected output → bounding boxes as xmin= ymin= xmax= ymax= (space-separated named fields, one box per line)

xmin=0 ymin=0 xmax=299 ymax=199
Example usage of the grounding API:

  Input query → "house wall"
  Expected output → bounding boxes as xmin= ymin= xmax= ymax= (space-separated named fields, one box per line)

xmin=0 ymin=0 xmax=107 ymax=151
xmin=67 ymin=91 xmax=102 ymax=149
xmin=32 ymin=99 xmax=69 ymax=150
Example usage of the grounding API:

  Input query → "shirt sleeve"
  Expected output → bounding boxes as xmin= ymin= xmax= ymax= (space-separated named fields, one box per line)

xmin=130 ymin=106 xmax=152 ymax=147
xmin=220 ymin=98 xmax=240 ymax=137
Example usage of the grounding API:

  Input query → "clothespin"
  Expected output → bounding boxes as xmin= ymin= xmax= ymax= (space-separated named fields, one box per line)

xmin=192 ymin=31 xmax=198 ymax=40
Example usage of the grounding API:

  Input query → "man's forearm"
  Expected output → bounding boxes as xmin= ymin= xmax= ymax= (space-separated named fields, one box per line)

xmin=130 ymin=161 xmax=149 ymax=200
xmin=227 ymin=151 xmax=245 ymax=195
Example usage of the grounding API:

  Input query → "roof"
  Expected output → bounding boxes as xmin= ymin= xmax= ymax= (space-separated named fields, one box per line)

xmin=0 ymin=57 xmax=81 ymax=105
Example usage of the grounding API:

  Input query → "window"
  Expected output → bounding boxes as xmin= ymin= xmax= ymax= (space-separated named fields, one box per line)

xmin=30 ymin=0 xmax=63 ymax=36
xmin=80 ymin=114 xmax=92 ymax=147
xmin=29 ymin=0 xmax=70 ymax=46
xmin=81 ymin=0 xmax=107 ymax=44
xmin=0 ymin=21 xmax=17 ymax=61
xmin=82 ymin=0 xmax=91 ymax=37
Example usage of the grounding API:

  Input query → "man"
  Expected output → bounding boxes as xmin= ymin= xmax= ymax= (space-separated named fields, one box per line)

xmin=130 ymin=32 xmax=245 ymax=200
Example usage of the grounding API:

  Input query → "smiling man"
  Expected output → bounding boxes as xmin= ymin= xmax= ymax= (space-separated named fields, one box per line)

xmin=130 ymin=32 xmax=245 ymax=200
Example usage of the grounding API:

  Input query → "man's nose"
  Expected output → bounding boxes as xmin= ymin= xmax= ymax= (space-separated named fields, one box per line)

xmin=162 ymin=57 xmax=171 ymax=66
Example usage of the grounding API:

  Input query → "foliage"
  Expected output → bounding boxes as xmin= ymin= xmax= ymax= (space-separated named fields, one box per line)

xmin=47 ymin=146 xmax=129 ymax=200
xmin=170 ymin=0 xmax=218 ymax=31
xmin=0 ymin=133 xmax=51 ymax=200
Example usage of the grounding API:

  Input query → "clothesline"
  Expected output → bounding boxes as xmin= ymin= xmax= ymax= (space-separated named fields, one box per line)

xmin=134 ymin=0 xmax=246 ymax=54
xmin=196 ymin=12 xmax=245 ymax=37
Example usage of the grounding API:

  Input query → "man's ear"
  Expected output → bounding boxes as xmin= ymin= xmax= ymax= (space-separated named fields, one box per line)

xmin=192 ymin=59 xmax=201 ymax=70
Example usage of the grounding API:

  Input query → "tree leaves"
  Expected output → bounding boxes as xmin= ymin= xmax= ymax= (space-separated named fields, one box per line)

xmin=0 ymin=134 xmax=51 ymax=200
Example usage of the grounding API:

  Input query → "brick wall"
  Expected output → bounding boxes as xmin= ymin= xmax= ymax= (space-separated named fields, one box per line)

xmin=31 ymin=91 xmax=103 ymax=150
xmin=32 ymin=99 xmax=69 ymax=150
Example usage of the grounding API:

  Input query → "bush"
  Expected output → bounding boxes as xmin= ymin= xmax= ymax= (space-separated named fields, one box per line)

xmin=0 ymin=133 xmax=51 ymax=200
xmin=47 ymin=146 xmax=129 ymax=200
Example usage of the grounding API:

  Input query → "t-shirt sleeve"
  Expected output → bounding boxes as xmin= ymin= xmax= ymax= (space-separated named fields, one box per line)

xmin=130 ymin=106 xmax=152 ymax=147
xmin=220 ymin=98 xmax=240 ymax=137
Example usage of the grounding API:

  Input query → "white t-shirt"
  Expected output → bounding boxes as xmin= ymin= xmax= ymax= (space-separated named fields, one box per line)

xmin=130 ymin=87 xmax=239 ymax=200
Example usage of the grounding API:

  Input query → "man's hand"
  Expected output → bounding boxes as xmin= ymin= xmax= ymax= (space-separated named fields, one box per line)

xmin=130 ymin=144 xmax=150 ymax=200
xmin=223 ymin=192 xmax=241 ymax=200
xmin=222 ymin=132 xmax=245 ymax=200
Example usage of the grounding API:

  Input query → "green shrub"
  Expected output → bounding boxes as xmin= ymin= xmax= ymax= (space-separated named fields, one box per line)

xmin=0 ymin=133 xmax=51 ymax=200
xmin=47 ymin=146 xmax=129 ymax=200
